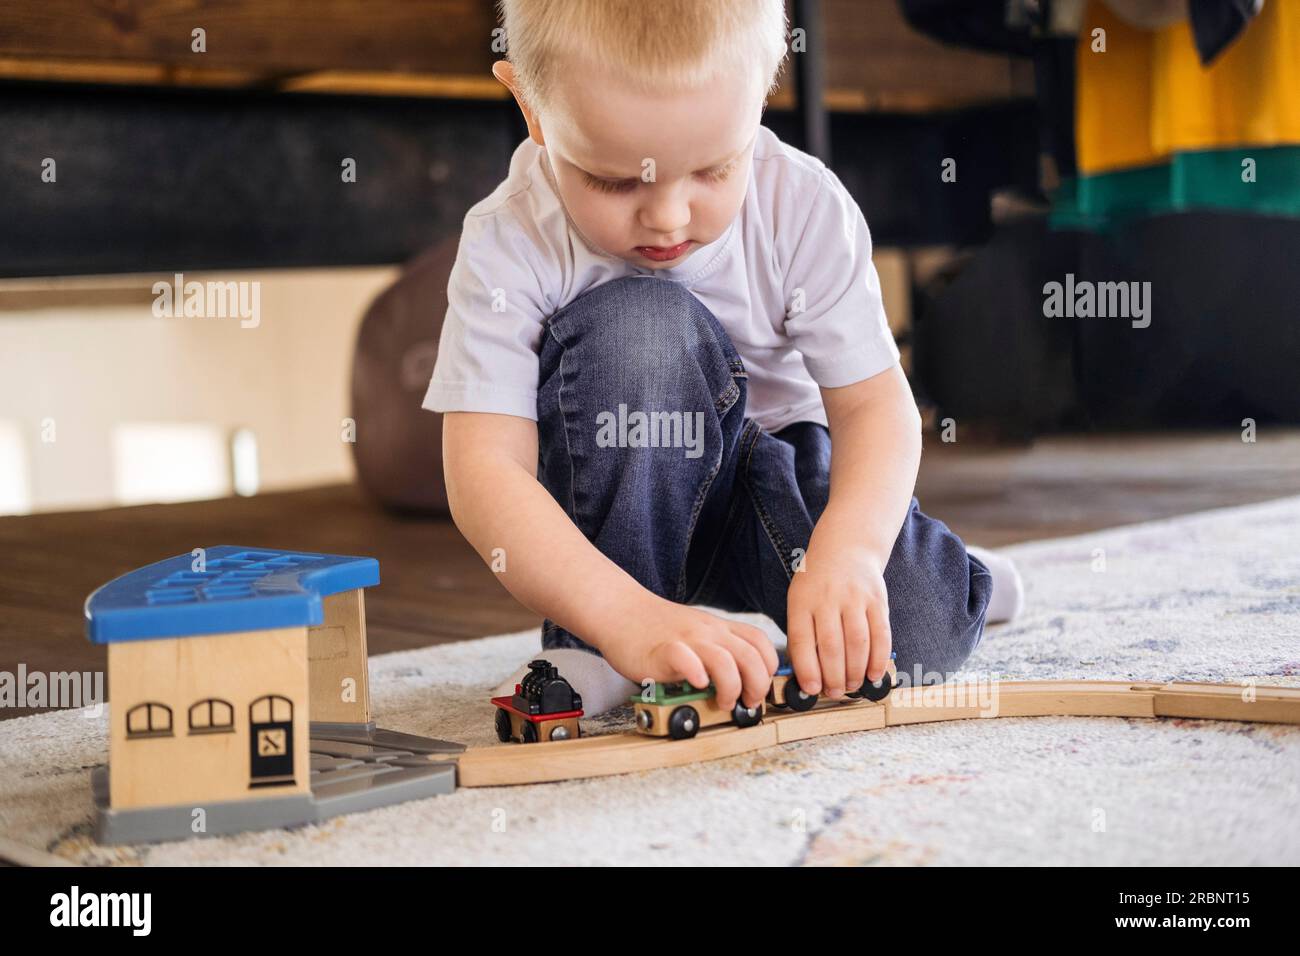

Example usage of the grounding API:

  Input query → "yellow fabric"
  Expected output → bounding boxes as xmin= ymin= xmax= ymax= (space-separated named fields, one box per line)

xmin=1076 ymin=0 xmax=1300 ymax=175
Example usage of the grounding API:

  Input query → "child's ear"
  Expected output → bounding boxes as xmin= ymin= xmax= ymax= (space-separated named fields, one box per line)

xmin=492 ymin=61 xmax=545 ymax=147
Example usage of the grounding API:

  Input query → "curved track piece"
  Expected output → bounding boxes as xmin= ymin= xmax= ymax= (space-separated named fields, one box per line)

xmin=452 ymin=680 xmax=1300 ymax=788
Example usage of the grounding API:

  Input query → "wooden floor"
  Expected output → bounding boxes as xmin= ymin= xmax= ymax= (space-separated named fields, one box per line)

xmin=3 ymin=430 xmax=1298 ymax=721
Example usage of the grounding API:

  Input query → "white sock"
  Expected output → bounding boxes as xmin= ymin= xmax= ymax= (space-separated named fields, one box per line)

xmin=967 ymin=545 xmax=1025 ymax=625
xmin=491 ymin=647 xmax=639 ymax=718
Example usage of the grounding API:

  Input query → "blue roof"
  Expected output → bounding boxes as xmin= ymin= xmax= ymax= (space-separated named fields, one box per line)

xmin=85 ymin=546 xmax=380 ymax=644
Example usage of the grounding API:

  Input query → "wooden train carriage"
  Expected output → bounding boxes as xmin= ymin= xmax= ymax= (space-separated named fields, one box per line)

xmin=633 ymin=681 xmax=764 ymax=740
xmin=768 ymin=655 xmax=899 ymax=712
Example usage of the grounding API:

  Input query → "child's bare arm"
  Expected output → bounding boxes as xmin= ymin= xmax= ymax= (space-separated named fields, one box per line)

xmin=786 ymin=365 xmax=921 ymax=697
xmin=443 ymin=411 xmax=646 ymax=647
xmin=442 ymin=412 xmax=777 ymax=709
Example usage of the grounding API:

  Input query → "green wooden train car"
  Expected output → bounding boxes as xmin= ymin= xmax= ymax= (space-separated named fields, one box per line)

xmin=632 ymin=681 xmax=764 ymax=740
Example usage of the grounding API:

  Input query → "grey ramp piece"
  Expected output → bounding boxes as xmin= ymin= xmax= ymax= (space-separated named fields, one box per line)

xmin=310 ymin=720 xmax=377 ymax=735
xmin=310 ymin=762 xmax=457 ymax=820
xmin=387 ymin=756 xmax=458 ymax=769
xmin=309 ymin=724 xmax=466 ymax=755
xmin=311 ymin=755 xmax=365 ymax=773
xmin=309 ymin=739 xmax=413 ymax=761
xmin=310 ymin=763 xmax=402 ymax=787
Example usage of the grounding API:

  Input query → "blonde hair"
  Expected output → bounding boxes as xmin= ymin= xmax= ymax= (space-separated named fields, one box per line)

xmin=497 ymin=0 xmax=789 ymax=115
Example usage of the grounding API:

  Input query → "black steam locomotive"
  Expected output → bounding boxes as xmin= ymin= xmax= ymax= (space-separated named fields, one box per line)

xmin=491 ymin=659 xmax=585 ymax=743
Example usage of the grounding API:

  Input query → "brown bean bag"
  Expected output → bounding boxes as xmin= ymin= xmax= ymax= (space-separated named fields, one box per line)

xmin=350 ymin=237 xmax=459 ymax=514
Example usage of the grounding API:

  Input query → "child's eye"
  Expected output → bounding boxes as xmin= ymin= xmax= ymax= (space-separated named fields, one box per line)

xmin=696 ymin=159 xmax=739 ymax=184
xmin=582 ymin=172 xmax=638 ymax=194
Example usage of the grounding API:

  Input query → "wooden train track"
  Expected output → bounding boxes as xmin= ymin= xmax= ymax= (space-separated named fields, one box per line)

xmin=444 ymin=680 xmax=1300 ymax=788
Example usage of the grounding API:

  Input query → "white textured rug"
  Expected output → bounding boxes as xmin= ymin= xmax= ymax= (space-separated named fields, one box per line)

xmin=3 ymin=496 xmax=1299 ymax=866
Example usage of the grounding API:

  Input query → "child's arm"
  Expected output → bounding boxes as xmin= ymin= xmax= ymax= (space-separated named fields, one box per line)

xmin=785 ymin=364 xmax=921 ymax=697
xmin=442 ymin=411 xmax=778 ymax=710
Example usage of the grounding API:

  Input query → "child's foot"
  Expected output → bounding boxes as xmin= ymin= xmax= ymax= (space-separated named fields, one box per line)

xmin=967 ymin=545 xmax=1025 ymax=624
xmin=490 ymin=647 xmax=639 ymax=718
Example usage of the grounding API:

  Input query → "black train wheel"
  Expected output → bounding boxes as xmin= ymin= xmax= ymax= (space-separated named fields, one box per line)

xmin=732 ymin=701 xmax=764 ymax=728
xmin=856 ymin=669 xmax=895 ymax=703
xmin=521 ymin=721 xmax=539 ymax=744
xmin=782 ymin=678 xmax=818 ymax=712
xmin=668 ymin=706 xmax=700 ymax=740
xmin=494 ymin=708 xmax=513 ymax=742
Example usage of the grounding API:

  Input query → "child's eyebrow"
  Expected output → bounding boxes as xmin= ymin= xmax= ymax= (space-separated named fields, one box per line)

xmin=580 ymin=133 xmax=756 ymax=180
xmin=698 ymin=134 xmax=756 ymax=172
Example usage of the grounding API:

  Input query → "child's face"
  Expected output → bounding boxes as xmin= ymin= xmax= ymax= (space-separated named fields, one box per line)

xmin=537 ymin=58 xmax=764 ymax=270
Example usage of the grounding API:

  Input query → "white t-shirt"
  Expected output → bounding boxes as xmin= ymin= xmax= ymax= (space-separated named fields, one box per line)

xmin=423 ymin=124 xmax=898 ymax=433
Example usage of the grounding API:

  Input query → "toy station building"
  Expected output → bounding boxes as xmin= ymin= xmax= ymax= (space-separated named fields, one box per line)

xmin=85 ymin=546 xmax=458 ymax=844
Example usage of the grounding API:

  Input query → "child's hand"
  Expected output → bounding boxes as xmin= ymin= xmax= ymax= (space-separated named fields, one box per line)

xmin=600 ymin=597 xmax=779 ymax=712
xmin=786 ymin=538 xmax=892 ymax=698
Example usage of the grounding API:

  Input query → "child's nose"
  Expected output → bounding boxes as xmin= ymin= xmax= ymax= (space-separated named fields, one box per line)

xmin=637 ymin=191 xmax=691 ymax=237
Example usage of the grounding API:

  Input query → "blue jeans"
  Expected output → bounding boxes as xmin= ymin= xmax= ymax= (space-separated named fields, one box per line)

xmin=536 ymin=275 xmax=991 ymax=685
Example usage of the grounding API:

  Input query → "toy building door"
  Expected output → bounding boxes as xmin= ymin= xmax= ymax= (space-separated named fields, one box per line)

xmin=248 ymin=694 xmax=296 ymax=788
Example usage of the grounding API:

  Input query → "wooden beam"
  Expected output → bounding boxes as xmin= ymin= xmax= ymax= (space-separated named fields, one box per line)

xmin=821 ymin=0 xmax=1032 ymax=105
xmin=0 ymin=54 xmax=266 ymax=88
xmin=0 ymin=55 xmax=509 ymax=99
xmin=0 ymin=56 xmax=1017 ymax=112
xmin=0 ymin=0 xmax=498 ymax=75
xmin=0 ymin=0 xmax=1031 ymax=111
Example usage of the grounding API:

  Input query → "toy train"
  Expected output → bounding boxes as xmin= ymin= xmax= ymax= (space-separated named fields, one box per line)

xmin=491 ymin=659 xmax=584 ymax=743
xmin=633 ymin=680 xmax=764 ymax=740
xmin=767 ymin=653 xmax=898 ymax=712
xmin=492 ymin=654 xmax=899 ymax=744
xmin=630 ymin=654 xmax=898 ymax=740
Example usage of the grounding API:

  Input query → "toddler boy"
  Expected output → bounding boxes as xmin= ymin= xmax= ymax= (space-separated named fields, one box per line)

xmin=426 ymin=0 xmax=1023 ymax=716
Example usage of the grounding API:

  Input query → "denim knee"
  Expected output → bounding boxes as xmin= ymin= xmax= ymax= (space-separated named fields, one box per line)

xmin=541 ymin=275 xmax=741 ymax=412
xmin=885 ymin=503 xmax=993 ymax=685
xmin=532 ymin=277 xmax=749 ymax=654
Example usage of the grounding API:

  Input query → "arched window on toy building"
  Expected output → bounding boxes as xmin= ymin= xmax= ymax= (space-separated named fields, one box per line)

xmin=250 ymin=694 xmax=293 ymax=724
xmin=125 ymin=702 xmax=173 ymax=739
xmin=188 ymin=698 xmax=235 ymax=734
